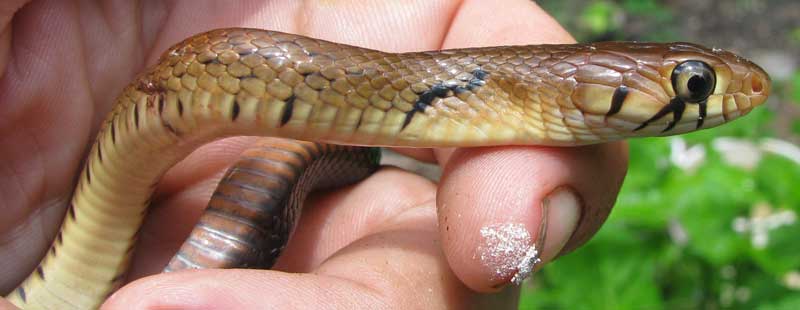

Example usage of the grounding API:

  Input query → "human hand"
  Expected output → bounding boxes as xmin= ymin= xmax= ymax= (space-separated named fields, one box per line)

xmin=0 ymin=0 xmax=627 ymax=308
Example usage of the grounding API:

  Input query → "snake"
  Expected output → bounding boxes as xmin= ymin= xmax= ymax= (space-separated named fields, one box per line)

xmin=4 ymin=28 xmax=770 ymax=309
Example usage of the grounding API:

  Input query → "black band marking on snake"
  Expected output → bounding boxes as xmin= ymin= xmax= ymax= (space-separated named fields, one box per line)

xmin=198 ymin=57 xmax=221 ymax=65
xmin=164 ymin=123 xmax=181 ymax=136
xmin=232 ymin=102 xmax=241 ymax=121
xmin=403 ymin=84 xmax=448 ymax=129
xmin=696 ymin=100 xmax=707 ymax=129
xmin=97 ymin=141 xmax=103 ymax=162
xmin=402 ymin=68 xmax=489 ymax=129
xmin=355 ymin=111 xmax=364 ymax=129
xmin=281 ymin=95 xmax=295 ymax=126
xmin=634 ymin=97 xmax=687 ymax=132
xmin=470 ymin=68 xmax=489 ymax=85
xmin=133 ymin=105 xmax=139 ymax=129
xmin=68 ymin=203 xmax=76 ymax=221
xmin=607 ymin=85 xmax=628 ymax=116
xmin=110 ymin=120 xmax=116 ymax=144
xmin=16 ymin=287 xmax=25 ymax=303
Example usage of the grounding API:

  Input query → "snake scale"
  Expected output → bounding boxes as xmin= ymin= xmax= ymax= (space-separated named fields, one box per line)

xmin=4 ymin=28 xmax=770 ymax=309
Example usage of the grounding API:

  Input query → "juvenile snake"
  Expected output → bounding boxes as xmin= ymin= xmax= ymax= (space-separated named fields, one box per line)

xmin=5 ymin=28 xmax=770 ymax=309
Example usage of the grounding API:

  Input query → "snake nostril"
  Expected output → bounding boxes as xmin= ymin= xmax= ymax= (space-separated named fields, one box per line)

xmin=751 ymin=76 xmax=764 ymax=94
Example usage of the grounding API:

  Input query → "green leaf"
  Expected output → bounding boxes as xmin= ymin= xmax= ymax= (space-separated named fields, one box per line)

xmin=792 ymin=120 xmax=800 ymax=136
xmin=622 ymin=0 xmax=662 ymax=14
xmin=735 ymin=264 xmax=797 ymax=309
xmin=790 ymin=27 xmax=800 ymax=45
xmin=755 ymin=154 xmax=800 ymax=205
xmin=792 ymin=71 xmax=800 ymax=104
xmin=758 ymin=293 xmax=800 ymax=310
xmin=612 ymin=138 xmax=674 ymax=227
xmin=579 ymin=1 xmax=617 ymax=35
xmin=672 ymin=158 xmax=756 ymax=265
xmin=522 ymin=223 xmax=665 ymax=310
xmin=750 ymin=222 xmax=800 ymax=275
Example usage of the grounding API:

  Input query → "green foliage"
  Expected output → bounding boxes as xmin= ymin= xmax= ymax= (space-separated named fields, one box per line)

xmin=519 ymin=87 xmax=800 ymax=309
xmin=579 ymin=1 xmax=617 ymax=35
xmin=790 ymin=71 xmax=800 ymax=135
xmin=789 ymin=27 xmax=800 ymax=46
xmin=759 ymin=294 xmax=800 ymax=310
xmin=519 ymin=223 xmax=666 ymax=310
xmin=792 ymin=71 xmax=800 ymax=104
xmin=620 ymin=0 xmax=662 ymax=13
xmin=540 ymin=0 xmax=677 ymax=42
xmin=620 ymin=0 xmax=673 ymax=26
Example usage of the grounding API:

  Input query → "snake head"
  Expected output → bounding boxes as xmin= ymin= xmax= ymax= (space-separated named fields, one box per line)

xmin=570 ymin=42 xmax=770 ymax=138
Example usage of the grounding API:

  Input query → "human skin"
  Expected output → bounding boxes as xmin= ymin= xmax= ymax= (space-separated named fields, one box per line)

xmin=0 ymin=0 xmax=627 ymax=309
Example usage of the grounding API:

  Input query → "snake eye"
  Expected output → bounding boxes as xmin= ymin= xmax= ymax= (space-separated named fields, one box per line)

xmin=671 ymin=60 xmax=716 ymax=103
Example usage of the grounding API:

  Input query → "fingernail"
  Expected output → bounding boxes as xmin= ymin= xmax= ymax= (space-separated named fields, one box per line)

xmin=509 ymin=186 xmax=582 ymax=285
xmin=541 ymin=187 xmax=582 ymax=261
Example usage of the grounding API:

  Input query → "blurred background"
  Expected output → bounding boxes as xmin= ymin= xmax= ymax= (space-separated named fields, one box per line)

xmin=517 ymin=0 xmax=800 ymax=309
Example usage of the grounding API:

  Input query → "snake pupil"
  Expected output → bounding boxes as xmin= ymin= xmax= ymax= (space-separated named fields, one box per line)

xmin=687 ymin=75 xmax=705 ymax=93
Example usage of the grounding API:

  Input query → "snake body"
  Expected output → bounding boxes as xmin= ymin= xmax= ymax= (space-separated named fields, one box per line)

xmin=5 ymin=28 xmax=769 ymax=309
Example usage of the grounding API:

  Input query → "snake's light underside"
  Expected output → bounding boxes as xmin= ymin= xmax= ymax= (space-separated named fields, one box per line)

xmin=5 ymin=28 xmax=770 ymax=309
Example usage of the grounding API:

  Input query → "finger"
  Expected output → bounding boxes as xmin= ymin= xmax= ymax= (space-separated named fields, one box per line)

xmin=294 ymin=0 xmax=461 ymax=51
xmin=274 ymin=167 xmax=437 ymax=272
xmin=435 ymin=0 xmax=630 ymax=292
xmin=154 ymin=136 xmax=261 ymax=197
xmin=107 ymin=232 xmax=517 ymax=310
xmin=0 ymin=297 xmax=19 ymax=310
xmin=148 ymin=0 xmax=462 ymax=61
xmin=438 ymin=145 xmax=627 ymax=291
xmin=0 ymin=0 xmax=30 ymax=74
xmin=128 ymin=166 xmax=437 ymax=278
xmin=105 ymin=186 xmax=518 ymax=310
xmin=442 ymin=0 xmax=573 ymax=47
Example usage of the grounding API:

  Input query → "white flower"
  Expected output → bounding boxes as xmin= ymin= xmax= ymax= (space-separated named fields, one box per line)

xmin=760 ymin=138 xmax=800 ymax=165
xmin=670 ymin=137 xmax=706 ymax=173
xmin=712 ymin=137 xmax=761 ymax=170
xmin=668 ymin=218 xmax=689 ymax=246
xmin=783 ymin=271 xmax=800 ymax=290
xmin=711 ymin=137 xmax=800 ymax=169
xmin=732 ymin=203 xmax=797 ymax=249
